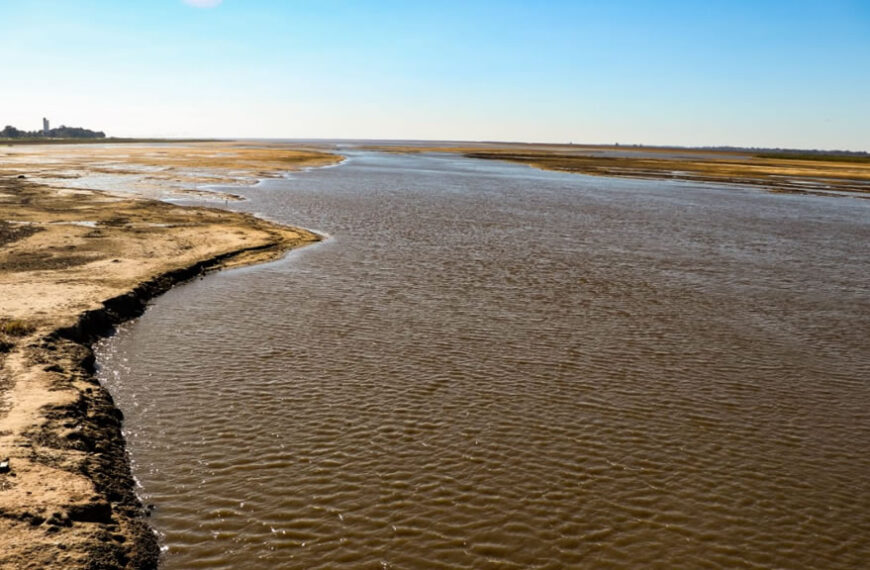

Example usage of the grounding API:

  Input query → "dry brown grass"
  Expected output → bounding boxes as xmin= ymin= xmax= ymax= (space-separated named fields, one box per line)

xmin=0 ymin=319 xmax=33 ymax=337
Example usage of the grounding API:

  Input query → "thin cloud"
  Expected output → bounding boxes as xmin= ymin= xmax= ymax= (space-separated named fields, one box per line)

xmin=183 ymin=0 xmax=223 ymax=7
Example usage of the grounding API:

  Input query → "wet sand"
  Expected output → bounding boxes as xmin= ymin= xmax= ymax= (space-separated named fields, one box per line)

xmin=0 ymin=143 xmax=337 ymax=569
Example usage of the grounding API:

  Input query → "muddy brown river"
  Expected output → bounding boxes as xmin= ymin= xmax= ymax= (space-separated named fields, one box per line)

xmin=96 ymin=150 xmax=870 ymax=569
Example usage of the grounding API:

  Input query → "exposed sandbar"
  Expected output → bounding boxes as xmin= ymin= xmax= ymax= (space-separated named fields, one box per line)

xmin=362 ymin=143 xmax=870 ymax=197
xmin=0 ymin=140 xmax=342 ymax=200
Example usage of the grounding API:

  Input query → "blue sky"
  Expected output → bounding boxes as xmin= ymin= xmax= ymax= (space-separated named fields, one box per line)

xmin=1 ymin=0 xmax=868 ymax=149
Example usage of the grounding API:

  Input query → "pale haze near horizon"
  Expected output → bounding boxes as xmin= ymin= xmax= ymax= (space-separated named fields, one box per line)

xmin=1 ymin=0 xmax=868 ymax=150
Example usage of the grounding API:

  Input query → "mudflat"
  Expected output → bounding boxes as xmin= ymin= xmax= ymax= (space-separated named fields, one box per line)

xmin=0 ymin=142 xmax=338 ymax=569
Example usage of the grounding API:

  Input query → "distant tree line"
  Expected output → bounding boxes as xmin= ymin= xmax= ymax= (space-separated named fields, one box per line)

xmin=1 ymin=124 xmax=106 ymax=139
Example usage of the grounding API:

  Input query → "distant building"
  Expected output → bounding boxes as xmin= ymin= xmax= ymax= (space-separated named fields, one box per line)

xmin=43 ymin=118 xmax=50 ymax=135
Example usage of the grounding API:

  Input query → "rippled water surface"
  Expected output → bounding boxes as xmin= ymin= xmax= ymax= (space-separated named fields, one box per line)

xmin=96 ymin=151 xmax=870 ymax=569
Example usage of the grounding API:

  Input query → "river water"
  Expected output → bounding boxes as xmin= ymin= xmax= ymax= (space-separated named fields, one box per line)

xmin=96 ymin=151 xmax=870 ymax=569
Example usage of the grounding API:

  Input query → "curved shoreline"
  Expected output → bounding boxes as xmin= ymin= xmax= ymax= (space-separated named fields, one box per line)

xmin=0 ymin=151 xmax=332 ymax=568
xmin=0 ymin=219 xmax=319 ymax=569
xmin=71 ymin=238 xmax=318 ymax=568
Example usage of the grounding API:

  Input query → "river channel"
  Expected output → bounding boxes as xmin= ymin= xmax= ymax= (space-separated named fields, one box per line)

xmin=96 ymin=150 xmax=870 ymax=569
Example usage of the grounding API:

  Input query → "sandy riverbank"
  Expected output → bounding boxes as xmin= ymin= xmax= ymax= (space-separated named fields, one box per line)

xmin=0 ymin=143 xmax=338 ymax=568
xmin=0 ymin=140 xmax=341 ymax=201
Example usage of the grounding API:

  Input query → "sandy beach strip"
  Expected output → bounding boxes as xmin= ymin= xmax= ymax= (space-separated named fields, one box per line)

xmin=0 ymin=143 xmax=339 ymax=569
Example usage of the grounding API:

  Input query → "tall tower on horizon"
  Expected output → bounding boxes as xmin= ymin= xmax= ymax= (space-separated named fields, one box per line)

xmin=42 ymin=117 xmax=49 ymax=135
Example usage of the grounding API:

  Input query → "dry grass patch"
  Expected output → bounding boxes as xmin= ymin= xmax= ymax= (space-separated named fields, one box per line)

xmin=0 ymin=319 xmax=34 ymax=337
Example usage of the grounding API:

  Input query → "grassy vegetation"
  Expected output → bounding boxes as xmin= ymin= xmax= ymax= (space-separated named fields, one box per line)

xmin=0 ymin=319 xmax=34 ymax=337
xmin=755 ymin=152 xmax=870 ymax=163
